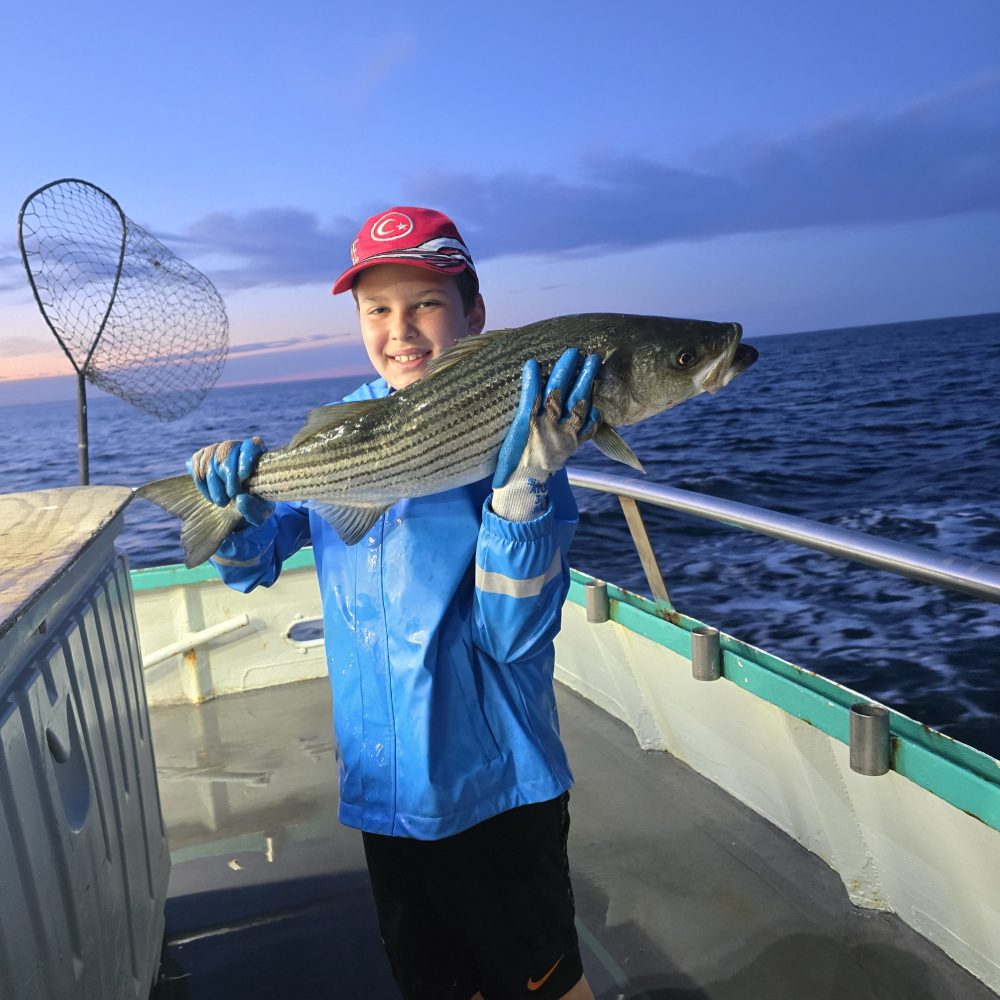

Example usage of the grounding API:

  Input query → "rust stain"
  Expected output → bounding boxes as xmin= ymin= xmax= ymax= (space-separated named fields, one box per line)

xmin=961 ymin=808 xmax=989 ymax=827
xmin=888 ymin=736 xmax=901 ymax=770
xmin=919 ymin=721 xmax=957 ymax=745
xmin=183 ymin=649 xmax=197 ymax=670
xmin=655 ymin=606 xmax=681 ymax=625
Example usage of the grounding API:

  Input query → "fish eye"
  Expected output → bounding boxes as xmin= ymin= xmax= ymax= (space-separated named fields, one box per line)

xmin=675 ymin=350 xmax=696 ymax=368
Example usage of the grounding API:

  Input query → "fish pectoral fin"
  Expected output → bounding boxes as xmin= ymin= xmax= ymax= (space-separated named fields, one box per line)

xmin=307 ymin=501 xmax=389 ymax=546
xmin=592 ymin=423 xmax=646 ymax=473
xmin=288 ymin=399 xmax=382 ymax=449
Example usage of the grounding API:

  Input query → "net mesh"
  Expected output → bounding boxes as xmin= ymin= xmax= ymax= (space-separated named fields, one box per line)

xmin=18 ymin=178 xmax=228 ymax=420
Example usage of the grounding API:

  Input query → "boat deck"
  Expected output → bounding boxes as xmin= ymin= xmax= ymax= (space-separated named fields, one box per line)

xmin=150 ymin=678 xmax=995 ymax=1000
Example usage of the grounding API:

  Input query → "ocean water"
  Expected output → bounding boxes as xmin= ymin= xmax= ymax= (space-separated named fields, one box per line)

xmin=4 ymin=312 xmax=999 ymax=756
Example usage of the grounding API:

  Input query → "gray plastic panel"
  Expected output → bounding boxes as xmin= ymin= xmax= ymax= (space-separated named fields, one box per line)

xmin=0 ymin=555 xmax=169 ymax=1000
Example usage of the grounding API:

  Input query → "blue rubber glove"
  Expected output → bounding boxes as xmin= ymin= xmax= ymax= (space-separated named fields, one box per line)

xmin=491 ymin=348 xmax=601 ymax=521
xmin=186 ymin=436 xmax=275 ymax=527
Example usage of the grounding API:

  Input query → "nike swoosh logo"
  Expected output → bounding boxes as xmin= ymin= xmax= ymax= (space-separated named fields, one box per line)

xmin=527 ymin=954 xmax=563 ymax=991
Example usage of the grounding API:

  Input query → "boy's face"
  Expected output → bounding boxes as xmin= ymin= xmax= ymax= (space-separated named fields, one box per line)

xmin=354 ymin=264 xmax=485 ymax=390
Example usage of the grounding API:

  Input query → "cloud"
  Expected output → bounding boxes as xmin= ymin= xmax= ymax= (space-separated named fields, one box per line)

xmin=216 ymin=341 xmax=372 ymax=390
xmin=415 ymin=163 xmax=745 ymax=258
xmin=0 ymin=251 xmax=27 ymax=293
xmin=425 ymin=71 xmax=1000 ymax=259
xmin=75 ymin=332 xmax=355 ymax=374
xmin=728 ymin=71 xmax=1000 ymax=231
xmin=175 ymin=72 xmax=1000 ymax=289
xmin=0 ymin=334 xmax=52 ymax=357
xmin=180 ymin=208 xmax=355 ymax=291
xmin=227 ymin=332 xmax=352 ymax=356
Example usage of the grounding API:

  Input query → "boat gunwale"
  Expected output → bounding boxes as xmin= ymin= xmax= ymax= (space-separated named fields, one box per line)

xmin=128 ymin=551 xmax=1000 ymax=832
xmin=563 ymin=569 xmax=1000 ymax=831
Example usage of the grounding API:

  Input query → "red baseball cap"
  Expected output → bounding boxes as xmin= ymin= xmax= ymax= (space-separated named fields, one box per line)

xmin=332 ymin=206 xmax=478 ymax=295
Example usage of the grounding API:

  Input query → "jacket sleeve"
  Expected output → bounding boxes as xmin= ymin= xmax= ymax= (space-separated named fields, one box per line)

xmin=209 ymin=501 xmax=312 ymax=593
xmin=472 ymin=470 xmax=578 ymax=663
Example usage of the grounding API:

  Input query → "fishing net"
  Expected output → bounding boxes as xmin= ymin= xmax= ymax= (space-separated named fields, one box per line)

xmin=17 ymin=178 xmax=228 ymax=421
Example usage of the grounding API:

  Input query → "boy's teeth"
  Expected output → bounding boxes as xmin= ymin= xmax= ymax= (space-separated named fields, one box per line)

xmin=394 ymin=352 xmax=427 ymax=363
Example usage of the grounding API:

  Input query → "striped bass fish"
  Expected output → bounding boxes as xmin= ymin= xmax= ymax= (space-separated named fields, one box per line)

xmin=138 ymin=312 xmax=757 ymax=567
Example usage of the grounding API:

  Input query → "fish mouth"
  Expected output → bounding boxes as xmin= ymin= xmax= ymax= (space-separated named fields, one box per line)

xmin=719 ymin=343 xmax=758 ymax=385
xmin=699 ymin=327 xmax=757 ymax=393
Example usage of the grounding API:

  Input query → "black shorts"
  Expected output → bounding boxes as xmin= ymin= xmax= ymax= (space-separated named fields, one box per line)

xmin=361 ymin=792 xmax=583 ymax=1000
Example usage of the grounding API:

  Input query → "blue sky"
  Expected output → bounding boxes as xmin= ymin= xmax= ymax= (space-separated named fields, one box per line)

xmin=1 ymin=0 xmax=998 ymax=404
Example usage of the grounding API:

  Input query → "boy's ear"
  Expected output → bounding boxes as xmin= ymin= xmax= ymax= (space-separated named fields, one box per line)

xmin=467 ymin=293 xmax=486 ymax=335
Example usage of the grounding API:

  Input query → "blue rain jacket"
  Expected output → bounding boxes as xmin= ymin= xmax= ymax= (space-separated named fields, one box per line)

xmin=209 ymin=377 xmax=577 ymax=839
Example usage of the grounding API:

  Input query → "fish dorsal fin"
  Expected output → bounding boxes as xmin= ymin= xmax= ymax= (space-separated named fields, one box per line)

xmin=592 ymin=422 xmax=646 ymax=473
xmin=288 ymin=399 xmax=382 ymax=449
xmin=421 ymin=327 xmax=514 ymax=381
xmin=306 ymin=501 xmax=389 ymax=546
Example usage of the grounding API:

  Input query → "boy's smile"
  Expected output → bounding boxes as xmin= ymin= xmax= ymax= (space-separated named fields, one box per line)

xmin=355 ymin=264 xmax=485 ymax=390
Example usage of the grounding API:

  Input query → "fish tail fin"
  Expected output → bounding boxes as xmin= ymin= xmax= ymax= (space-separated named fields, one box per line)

xmin=136 ymin=475 xmax=245 ymax=568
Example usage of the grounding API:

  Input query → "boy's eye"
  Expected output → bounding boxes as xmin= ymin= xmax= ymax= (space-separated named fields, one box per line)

xmin=417 ymin=299 xmax=442 ymax=309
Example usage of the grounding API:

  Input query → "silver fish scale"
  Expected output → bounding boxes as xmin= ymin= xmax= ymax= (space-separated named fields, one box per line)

xmin=244 ymin=320 xmax=615 ymax=506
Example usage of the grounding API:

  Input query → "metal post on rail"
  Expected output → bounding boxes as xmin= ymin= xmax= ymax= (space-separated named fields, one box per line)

xmin=585 ymin=580 xmax=611 ymax=623
xmin=691 ymin=626 xmax=722 ymax=681
xmin=850 ymin=703 xmax=891 ymax=775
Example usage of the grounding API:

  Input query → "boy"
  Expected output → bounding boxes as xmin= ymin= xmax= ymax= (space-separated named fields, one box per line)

xmin=188 ymin=207 xmax=598 ymax=1000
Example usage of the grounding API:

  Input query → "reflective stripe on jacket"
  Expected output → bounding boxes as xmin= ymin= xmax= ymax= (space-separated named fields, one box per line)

xmin=209 ymin=377 xmax=577 ymax=839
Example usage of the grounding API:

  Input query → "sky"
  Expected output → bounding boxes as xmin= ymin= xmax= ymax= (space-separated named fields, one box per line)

xmin=1 ymin=0 xmax=998 ymax=405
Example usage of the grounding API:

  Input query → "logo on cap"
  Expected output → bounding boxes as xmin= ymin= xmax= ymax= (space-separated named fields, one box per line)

xmin=371 ymin=212 xmax=414 ymax=242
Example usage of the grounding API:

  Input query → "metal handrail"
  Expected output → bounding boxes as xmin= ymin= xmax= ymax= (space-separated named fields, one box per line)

xmin=566 ymin=468 xmax=1000 ymax=604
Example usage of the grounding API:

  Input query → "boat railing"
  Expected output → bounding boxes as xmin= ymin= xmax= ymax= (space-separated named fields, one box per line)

xmin=566 ymin=468 xmax=1000 ymax=606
